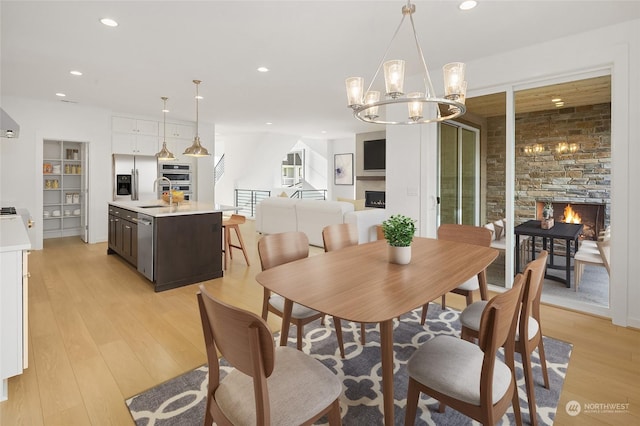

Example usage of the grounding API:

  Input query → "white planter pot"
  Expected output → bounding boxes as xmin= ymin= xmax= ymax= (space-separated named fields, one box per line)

xmin=388 ymin=245 xmax=411 ymax=265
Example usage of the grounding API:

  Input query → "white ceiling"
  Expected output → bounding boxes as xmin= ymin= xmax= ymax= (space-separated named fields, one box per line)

xmin=2 ymin=1 xmax=639 ymax=140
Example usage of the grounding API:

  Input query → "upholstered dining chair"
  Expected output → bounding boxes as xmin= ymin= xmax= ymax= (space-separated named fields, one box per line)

xmin=419 ymin=223 xmax=493 ymax=325
xmin=197 ymin=285 xmax=343 ymax=426
xmin=405 ymin=274 xmax=524 ymax=426
xmin=460 ymin=251 xmax=549 ymax=426
xmin=322 ymin=223 xmax=368 ymax=345
xmin=574 ymin=230 xmax=610 ymax=291
xmin=258 ymin=231 xmax=345 ymax=358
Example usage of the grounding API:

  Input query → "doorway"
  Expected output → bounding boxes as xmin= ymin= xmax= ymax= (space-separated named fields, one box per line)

xmin=438 ymin=122 xmax=480 ymax=226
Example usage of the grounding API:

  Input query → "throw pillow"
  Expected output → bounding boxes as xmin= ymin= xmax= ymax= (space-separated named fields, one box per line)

xmin=493 ymin=220 xmax=504 ymax=240
xmin=484 ymin=223 xmax=496 ymax=241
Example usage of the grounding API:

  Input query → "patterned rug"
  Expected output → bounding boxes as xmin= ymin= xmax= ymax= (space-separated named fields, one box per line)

xmin=126 ymin=305 xmax=572 ymax=425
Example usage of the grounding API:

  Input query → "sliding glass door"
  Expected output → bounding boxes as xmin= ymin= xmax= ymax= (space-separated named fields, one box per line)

xmin=438 ymin=122 xmax=480 ymax=226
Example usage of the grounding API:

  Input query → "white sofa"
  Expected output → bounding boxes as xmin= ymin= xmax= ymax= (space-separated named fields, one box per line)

xmin=255 ymin=198 xmax=388 ymax=246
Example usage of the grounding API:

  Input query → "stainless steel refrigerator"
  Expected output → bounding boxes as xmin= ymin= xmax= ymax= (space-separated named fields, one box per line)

xmin=113 ymin=154 xmax=158 ymax=201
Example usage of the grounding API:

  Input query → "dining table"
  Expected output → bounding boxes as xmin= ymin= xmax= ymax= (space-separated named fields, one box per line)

xmin=255 ymin=237 xmax=498 ymax=426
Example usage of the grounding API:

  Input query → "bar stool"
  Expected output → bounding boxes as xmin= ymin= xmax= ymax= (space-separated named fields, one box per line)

xmin=222 ymin=214 xmax=250 ymax=269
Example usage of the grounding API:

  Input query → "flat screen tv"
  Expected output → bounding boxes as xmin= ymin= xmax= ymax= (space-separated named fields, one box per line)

xmin=363 ymin=139 xmax=386 ymax=170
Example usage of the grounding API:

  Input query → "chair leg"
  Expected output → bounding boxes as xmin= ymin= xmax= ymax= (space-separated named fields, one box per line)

xmin=360 ymin=323 xmax=366 ymax=345
xmin=420 ymin=302 xmax=428 ymax=325
xmin=333 ymin=317 xmax=345 ymax=358
xmin=404 ymin=378 xmax=420 ymax=426
xmin=537 ymin=338 xmax=551 ymax=389
xmin=441 ymin=295 xmax=446 ymax=310
xmin=232 ymin=225 xmax=251 ymax=266
xmin=521 ymin=349 xmax=539 ymax=426
xmin=296 ymin=323 xmax=303 ymax=351
xmin=326 ymin=399 xmax=342 ymax=426
xmin=465 ymin=291 xmax=474 ymax=306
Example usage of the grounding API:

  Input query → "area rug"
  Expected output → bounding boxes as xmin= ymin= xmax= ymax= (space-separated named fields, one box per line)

xmin=126 ymin=305 xmax=572 ymax=425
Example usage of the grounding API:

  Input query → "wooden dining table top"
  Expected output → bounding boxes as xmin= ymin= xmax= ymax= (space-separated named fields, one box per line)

xmin=255 ymin=237 xmax=499 ymax=323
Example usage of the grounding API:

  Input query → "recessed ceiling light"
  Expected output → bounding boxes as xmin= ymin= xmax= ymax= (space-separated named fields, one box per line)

xmin=195 ymin=95 xmax=203 ymax=100
xmin=551 ymin=97 xmax=562 ymax=103
xmin=70 ymin=70 xmax=83 ymax=76
xmin=257 ymin=66 xmax=269 ymax=73
xmin=265 ymin=122 xmax=273 ymax=125
xmin=100 ymin=18 xmax=118 ymax=27
xmin=459 ymin=1 xmax=477 ymax=11
xmin=55 ymin=92 xmax=66 ymax=97
xmin=321 ymin=130 xmax=327 ymax=134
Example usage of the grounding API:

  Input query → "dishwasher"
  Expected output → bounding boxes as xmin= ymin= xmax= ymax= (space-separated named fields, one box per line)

xmin=137 ymin=213 xmax=154 ymax=281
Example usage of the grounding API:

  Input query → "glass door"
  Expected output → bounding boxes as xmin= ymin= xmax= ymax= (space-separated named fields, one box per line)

xmin=438 ymin=122 xmax=480 ymax=226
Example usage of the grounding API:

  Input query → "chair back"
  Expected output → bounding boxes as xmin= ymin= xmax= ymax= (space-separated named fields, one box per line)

xmin=478 ymin=274 xmax=524 ymax=355
xmin=257 ymin=231 xmax=309 ymax=271
xmin=597 ymin=239 xmax=611 ymax=275
xmin=438 ymin=223 xmax=492 ymax=247
xmin=322 ymin=223 xmax=358 ymax=252
xmin=520 ymin=251 xmax=548 ymax=331
xmin=197 ymin=285 xmax=276 ymax=380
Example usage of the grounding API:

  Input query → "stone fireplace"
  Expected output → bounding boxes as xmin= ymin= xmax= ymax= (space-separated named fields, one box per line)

xmin=536 ymin=201 xmax=606 ymax=240
xmin=365 ymin=191 xmax=386 ymax=209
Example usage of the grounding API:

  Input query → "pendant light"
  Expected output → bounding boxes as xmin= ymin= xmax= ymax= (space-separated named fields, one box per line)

xmin=183 ymin=79 xmax=211 ymax=157
xmin=156 ymin=96 xmax=176 ymax=161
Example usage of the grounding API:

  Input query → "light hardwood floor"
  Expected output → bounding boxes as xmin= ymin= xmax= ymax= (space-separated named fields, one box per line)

xmin=1 ymin=219 xmax=638 ymax=425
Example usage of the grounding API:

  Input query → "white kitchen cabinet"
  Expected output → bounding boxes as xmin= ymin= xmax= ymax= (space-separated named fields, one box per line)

xmin=112 ymin=116 xmax=158 ymax=136
xmin=165 ymin=122 xmax=195 ymax=140
xmin=112 ymin=116 xmax=159 ymax=155
xmin=43 ymin=140 xmax=88 ymax=240
xmin=0 ymin=216 xmax=30 ymax=401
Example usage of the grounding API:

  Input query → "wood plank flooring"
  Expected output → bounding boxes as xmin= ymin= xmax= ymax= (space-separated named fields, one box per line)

xmin=1 ymin=220 xmax=638 ymax=425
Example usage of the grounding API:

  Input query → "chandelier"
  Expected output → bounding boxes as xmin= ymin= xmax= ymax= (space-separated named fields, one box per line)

xmin=156 ymin=96 xmax=176 ymax=161
xmin=183 ymin=79 xmax=211 ymax=157
xmin=345 ymin=1 xmax=467 ymax=125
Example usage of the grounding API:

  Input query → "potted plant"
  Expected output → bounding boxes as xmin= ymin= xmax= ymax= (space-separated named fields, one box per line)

xmin=381 ymin=214 xmax=416 ymax=264
xmin=542 ymin=202 xmax=554 ymax=219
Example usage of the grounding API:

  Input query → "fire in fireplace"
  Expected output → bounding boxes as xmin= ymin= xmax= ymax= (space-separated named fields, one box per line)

xmin=365 ymin=191 xmax=386 ymax=209
xmin=536 ymin=201 xmax=606 ymax=240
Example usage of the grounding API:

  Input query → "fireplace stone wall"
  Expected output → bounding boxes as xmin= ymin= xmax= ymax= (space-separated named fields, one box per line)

xmin=486 ymin=103 xmax=611 ymax=227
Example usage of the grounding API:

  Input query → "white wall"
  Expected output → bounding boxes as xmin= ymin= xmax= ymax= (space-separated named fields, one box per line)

xmin=214 ymin=132 xmax=329 ymax=206
xmin=385 ymin=19 xmax=640 ymax=327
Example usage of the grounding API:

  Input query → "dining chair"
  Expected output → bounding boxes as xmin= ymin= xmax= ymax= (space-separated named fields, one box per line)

xmin=420 ymin=223 xmax=493 ymax=325
xmin=405 ymin=274 xmax=524 ymax=426
xmin=574 ymin=231 xmax=610 ymax=291
xmin=197 ymin=285 xmax=343 ymax=426
xmin=258 ymin=231 xmax=345 ymax=358
xmin=460 ymin=251 xmax=549 ymax=426
xmin=322 ymin=223 xmax=368 ymax=345
xmin=222 ymin=214 xmax=250 ymax=269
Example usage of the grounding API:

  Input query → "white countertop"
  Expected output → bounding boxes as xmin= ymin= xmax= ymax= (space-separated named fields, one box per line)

xmin=109 ymin=200 xmax=238 ymax=218
xmin=0 ymin=215 xmax=32 ymax=252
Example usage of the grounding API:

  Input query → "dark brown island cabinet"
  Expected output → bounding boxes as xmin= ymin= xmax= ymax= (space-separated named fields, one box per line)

xmin=108 ymin=203 xmax=223 ymax=291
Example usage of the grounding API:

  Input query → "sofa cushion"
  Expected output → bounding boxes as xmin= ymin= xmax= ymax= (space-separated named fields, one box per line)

xmin=344 ymin=209 xmax=389 ymax=244
xmin=255 ymin=197 xmax=299 ymax=235
xmin=295 ymin=200 xmax=354 ymax=246
xmin=337 ymin=197 xmax=366 ymax=211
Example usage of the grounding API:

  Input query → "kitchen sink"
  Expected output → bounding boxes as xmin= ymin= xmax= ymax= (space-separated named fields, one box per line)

xmin=138 ymin=205 xmax=166 ymax=209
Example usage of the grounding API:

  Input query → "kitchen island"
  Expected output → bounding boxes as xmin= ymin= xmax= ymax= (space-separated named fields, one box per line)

xmin=108 ymin=201 xmax=227 ymax=292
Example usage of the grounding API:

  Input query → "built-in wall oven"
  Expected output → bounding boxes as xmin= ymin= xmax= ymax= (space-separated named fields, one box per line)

xmin=158 ymin=163 xmax=194 ymax=200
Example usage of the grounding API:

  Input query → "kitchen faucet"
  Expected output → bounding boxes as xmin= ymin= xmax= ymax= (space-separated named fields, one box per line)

xmin=153 ymin=177 xmax=173 ymax=206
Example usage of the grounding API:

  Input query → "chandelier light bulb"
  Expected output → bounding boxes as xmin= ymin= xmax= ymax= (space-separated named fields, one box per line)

xmin=345 ymin=77 xmax=364 ymax=108
xmin=383 ymin=60 xmax=405 ymax=98
xmin=364 ymin=91 xmax=381 ymax=120
xmin=407 ymin=92 xmax=424 ymax=121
